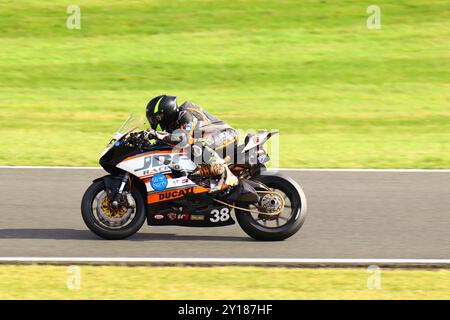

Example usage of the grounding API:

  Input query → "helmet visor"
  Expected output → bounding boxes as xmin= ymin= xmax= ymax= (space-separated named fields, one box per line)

xmin=148 ymin=112 xmax=164 ymax=129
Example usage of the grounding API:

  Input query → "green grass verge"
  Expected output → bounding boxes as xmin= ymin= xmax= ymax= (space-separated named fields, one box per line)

xmin=0 ymin=0 xmax=449 ymax=167
xmin=0 ymin=265 xmax=449 ymax=299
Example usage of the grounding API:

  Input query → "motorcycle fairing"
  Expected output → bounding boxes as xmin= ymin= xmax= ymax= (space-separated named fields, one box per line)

xmin=100 ymin=121 xmax=270 ymax=228
xmin=117 ymin=150 xmax=196 ymax=179
xmin=147 ymin=185 xmax=209 ymax=204
xmin=242 ymin=130 xmax=278 ymax=153
xmin=147 ymin=204 xmax=235 ymax=227
xmin=144 ymin=176 xmax=197 ymax=193
xmin=117 ymin=148 xmax=210 ymax=205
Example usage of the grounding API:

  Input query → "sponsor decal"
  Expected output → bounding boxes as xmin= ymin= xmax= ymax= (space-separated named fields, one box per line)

xmin=151 ymin=173 xmax=168 ymax=191
xmin=177 ymin=213 xmax=189 ymax=221
xmin=159 ymin=187 xmax=194 ymax=201
xmin=154 ymin=214 xmax=164 ymax=220
xmin=190 ymin=214 xmax=205 ymax=221
xmin=134 ymin=153 xmax=188 ymax=173
xmin=136 ymin=165 xmax=172 ymax=178
xmin=169 ymin=177 xmax=191 ymax=186
xmin=148 ymin=165 xmax=171 ymax=175
xmin=135 ymin=154 xmax=170 ymax=172
xmin=167 ymin=212 xmax=177 ymax=221
xmin=253 ymin=136 xmax=260 ymax=144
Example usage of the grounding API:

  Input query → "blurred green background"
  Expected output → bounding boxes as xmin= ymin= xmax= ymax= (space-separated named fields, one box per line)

xmin=0 ymin=0 xmax=449 ymax=167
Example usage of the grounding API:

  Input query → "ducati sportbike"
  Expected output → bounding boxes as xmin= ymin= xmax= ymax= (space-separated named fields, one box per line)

xmin=81 ymin=115 xmax=307 ymax=241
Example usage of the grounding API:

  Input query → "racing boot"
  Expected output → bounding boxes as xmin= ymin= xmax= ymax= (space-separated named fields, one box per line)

xmin=208 ymin=161 xmax=238 ymax=193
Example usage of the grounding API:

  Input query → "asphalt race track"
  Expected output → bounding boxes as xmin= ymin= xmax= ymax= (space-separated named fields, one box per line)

xmin=0 ymin=168 xmax=449 ymax=259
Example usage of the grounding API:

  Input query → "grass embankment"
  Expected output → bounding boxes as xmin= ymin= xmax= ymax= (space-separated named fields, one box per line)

xmin=0 ymin=0 xmax=449 ymax=167
xmin=0 ymin=265 xmax=448 ymax=299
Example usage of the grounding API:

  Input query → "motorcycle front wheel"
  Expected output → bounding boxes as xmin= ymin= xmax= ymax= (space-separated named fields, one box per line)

xmin=81 ymin=179 xmax=146 ymax=240
xmin=235 ymin=173 xmax=307 ymax=241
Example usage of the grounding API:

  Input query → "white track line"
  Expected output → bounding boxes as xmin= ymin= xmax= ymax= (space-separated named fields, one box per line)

xmin=0 ymin=257 xmax=449 ymax=266
xmin=1 ymin=166 xmax=450 ymax=172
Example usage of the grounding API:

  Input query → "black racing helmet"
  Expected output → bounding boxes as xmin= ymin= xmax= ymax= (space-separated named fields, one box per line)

xmin=146 ymin=95 xmax=179 ymax=131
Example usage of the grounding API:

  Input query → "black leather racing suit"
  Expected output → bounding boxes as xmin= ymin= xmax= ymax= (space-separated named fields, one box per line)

xmin=163 ymin=101 xmax=238 ymax=162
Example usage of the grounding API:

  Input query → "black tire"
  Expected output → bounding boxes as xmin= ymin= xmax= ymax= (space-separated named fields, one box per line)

xmin=235 ymin=173 xmax=307 ymax=241
xmin=81 ymin=179 xmax=146 ymax=240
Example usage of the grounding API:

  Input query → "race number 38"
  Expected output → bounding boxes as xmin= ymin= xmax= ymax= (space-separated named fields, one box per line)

xmin=210 ymin=208 xmax=230 ymax=223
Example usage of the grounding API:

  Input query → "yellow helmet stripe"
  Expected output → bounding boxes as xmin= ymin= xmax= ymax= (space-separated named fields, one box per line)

xmin=154 ymin=96 xmax=164 ymax=114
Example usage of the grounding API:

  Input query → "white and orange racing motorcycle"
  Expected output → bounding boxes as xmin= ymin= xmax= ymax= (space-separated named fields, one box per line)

xmin=81 ymin=115 xmax=307 ymax=240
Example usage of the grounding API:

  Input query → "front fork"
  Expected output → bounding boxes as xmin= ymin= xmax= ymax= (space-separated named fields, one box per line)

xmin=111 ymin=173 xmax=130 ymax=209
xmin=118 ymin=173 xmax=129 ymax=194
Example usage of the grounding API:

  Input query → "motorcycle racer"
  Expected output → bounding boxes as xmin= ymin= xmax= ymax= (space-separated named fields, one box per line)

xmin=145 ymin=95 xmax=239 ymax=192
xmin=82 ymin=107 xmax=307 ymax=241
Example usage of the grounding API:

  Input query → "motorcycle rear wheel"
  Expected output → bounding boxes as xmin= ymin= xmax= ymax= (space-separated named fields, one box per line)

xmin=235 ymin=173 xmax=307 ymax=241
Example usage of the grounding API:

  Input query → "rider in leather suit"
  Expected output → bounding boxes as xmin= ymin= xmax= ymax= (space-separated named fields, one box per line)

xmin=145 ymin=95 xmax=239 ymax=192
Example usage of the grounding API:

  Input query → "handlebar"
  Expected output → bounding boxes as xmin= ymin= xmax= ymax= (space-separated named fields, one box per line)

xmin=123 ymin=131 xmax=150 ymax=148
xmin=124 ymin=129 xmax=198 ymax=149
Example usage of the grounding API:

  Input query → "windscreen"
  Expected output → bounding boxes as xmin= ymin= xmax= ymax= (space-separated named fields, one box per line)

xmin=116 ymin=114 xmax=146 ymax=135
